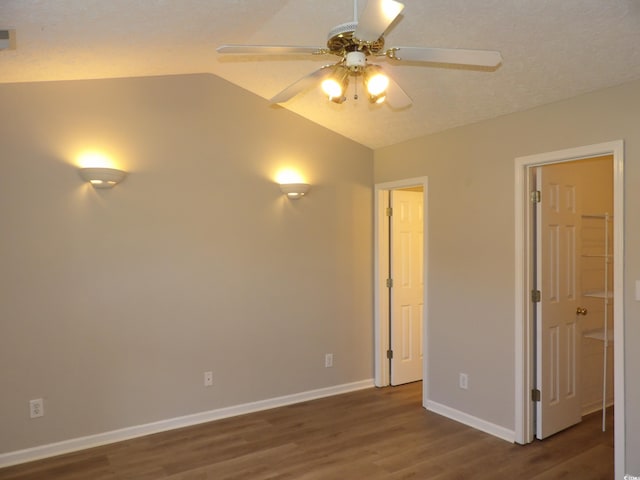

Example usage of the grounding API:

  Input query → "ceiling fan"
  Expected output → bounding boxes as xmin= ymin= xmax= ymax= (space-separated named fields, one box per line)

xmin=217 ymin=0 xmax=502 ymax=108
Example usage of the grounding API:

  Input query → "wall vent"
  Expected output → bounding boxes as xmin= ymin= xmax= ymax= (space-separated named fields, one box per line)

xmin=0 ymin=30 xmax=16 ymax=50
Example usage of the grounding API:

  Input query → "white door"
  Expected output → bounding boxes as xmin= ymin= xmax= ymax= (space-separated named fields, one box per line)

xmin=536 ymin=164 xmax=583 ymax=439
xmin=390 ymin=189 xmax=424 ymax=386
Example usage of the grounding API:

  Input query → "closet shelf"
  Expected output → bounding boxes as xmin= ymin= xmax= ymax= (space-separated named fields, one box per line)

xmin=582 ymin=290 xmax=613 ymax=299
xmin=583 ymin=329 xmax=614 ymax=342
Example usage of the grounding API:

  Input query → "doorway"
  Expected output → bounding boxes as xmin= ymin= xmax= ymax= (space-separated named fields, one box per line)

xmin=374 ymin=177 xmax=428 ymax=402
xmin=533 ymin=157 xmax=613 ymax=439
xmin=514 ymin=141 xmax=624 ymax=477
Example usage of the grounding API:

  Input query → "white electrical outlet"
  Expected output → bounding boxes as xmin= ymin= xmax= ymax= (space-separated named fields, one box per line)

xmin=29 ymin=398 xmax=44 ymax=418
xmin=204 ymin=371 xmax=213 ymax=387
xmin=459 ymin=373 xmax=469 ymax=390
xmin=325 ymin=353 xmax=333 ymax=368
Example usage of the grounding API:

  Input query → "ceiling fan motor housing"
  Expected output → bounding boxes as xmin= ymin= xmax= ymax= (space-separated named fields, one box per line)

xmin=326 ymin=22 xmax=385 ymax=58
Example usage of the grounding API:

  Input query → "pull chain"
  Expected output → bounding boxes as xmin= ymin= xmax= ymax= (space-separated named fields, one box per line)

xmin=353 ymin=74 xmax=359 ymax=100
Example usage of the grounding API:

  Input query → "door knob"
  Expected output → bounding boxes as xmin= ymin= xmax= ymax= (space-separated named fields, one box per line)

xmin=576 ymin=307 xmax=588 ymax=315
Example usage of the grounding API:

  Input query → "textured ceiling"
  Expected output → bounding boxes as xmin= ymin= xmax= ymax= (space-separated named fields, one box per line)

xmin=2 ymin=0 xmax=640 ymax=149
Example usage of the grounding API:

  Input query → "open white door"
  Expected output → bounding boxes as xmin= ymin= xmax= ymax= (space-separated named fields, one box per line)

xmin=536 ymin=163 xmax=582 ymax=439
xmin=515 ymin=142 xmax=623 ymax=478
xmin=390 ymin=189 xmax=424 ymax=385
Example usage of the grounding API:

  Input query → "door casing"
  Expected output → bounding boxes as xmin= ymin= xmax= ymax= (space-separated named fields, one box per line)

xmin=374 ymin=177 xmax=429 ymax=403
xmin=513 ymin=141 xmax=624 ymax=478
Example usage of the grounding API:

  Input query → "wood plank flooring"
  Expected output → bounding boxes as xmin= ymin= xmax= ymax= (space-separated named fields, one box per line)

xmin=0 ymin=382 xmax=614 ymax=479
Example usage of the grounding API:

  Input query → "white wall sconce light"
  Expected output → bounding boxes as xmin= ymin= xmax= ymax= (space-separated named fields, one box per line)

xmin=279 ymin=182 xmax=310 ymax=199
xmin=79 ymin=167 xmax=127 ymax=189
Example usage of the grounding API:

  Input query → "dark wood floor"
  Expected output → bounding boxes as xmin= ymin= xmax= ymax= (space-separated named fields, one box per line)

xmin=0 ymin=382 xmax=614 ymax=479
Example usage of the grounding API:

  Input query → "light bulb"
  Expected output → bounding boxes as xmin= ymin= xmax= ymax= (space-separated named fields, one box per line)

xmin=321 ymin=66 xmax=349 ymax=103
xmin=366 ymin=72 xmax=389 ymax=96
xmin=322 ymin=78 xmax=343 ymax=99
xmin=364 ymin=66 xmax=389 ymax=104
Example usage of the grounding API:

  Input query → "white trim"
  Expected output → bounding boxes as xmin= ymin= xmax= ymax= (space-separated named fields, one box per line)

xmin=0 ymin=379 xmax=374 ymax=468
xmin=374 ymin=177 xmax=429 ymax=405
xmin=426 ymin=400 xmax=515 ymax=443
xmin=513 ymin=141 xmax=625 ymax=479
xmin=374 ymin=188 xmax=391 ymax=387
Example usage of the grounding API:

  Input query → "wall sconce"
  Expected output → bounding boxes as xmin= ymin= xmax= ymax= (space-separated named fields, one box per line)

xmin=79 ymin=167 xmax=127 ymax=188
xmin=279 ymin=183 xmax=310 ymax=199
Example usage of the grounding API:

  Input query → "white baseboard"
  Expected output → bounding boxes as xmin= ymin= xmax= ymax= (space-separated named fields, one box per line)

xmin=426 ymin=400 xmax=515 ymax=443
xmin=0 ymin=378 xmax=374 ymax=468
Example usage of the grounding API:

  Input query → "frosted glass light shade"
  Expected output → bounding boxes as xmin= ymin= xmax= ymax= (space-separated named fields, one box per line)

xmin=364 ymin=65 xmax=389 ymax=104
xmin=79 ymin=167 xmax=127 ymax=188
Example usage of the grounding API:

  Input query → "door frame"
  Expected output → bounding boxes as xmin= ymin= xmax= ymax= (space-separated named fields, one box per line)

xmin=513 ymin=141 xmax=624 ymax=476
xmin=374 ymin=177 xmax=429 ymax=401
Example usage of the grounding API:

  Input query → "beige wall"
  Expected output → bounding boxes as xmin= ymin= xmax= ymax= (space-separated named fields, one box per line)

xmin=374 ymin=79 xmax=640 ymax=473
xmin=0 ymin=74 xmax=374 ymax=453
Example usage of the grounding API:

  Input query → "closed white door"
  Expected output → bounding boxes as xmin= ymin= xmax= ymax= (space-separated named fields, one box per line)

xmin=536 ymin=164 xmax=582 ymax=439
xmin=390 ymin=189 xmax=423 ymax=386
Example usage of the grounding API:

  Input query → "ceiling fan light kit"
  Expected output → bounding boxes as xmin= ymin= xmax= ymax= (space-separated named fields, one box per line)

xmin=322 ymin=66 xmax=350 ymax=103
xmin=216 ymin=0 xmax=502 ymax=107
xmin=363 ymin=65 xmax=389 ymax=103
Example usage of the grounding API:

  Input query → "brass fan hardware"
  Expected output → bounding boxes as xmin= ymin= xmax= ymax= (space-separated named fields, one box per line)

xmin=217 ymin=0 xmax=503 ymax=107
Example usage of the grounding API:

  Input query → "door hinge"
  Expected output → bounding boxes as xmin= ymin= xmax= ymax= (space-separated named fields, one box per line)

xmin=532 ymin=389 xmax=541 ymax=402
xmin=386 ymin=278 xmax=393 ymax=288
xmin=530 ymin=190 xmax=541 ymax=203
xmin=531 ymin=290 xmax=541 ymax=303
xmin=386 ymin=207 xmax=393 ymax=217
xmin=386 ymin=349 xmax=394 ymax=359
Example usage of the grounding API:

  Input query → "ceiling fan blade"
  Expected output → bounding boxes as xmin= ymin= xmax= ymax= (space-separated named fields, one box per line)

xmin=217 ymin=44 xmax=325 ymax=55
xmin=385 ymin=74 xmax=412 ymax=109
xmin=354 ymin=0 xmax=405 ymax=43
xmin=270 ymin=65 xmax=335 ymax=104
xmin=387 ymin=46 xmax=502 ymax=67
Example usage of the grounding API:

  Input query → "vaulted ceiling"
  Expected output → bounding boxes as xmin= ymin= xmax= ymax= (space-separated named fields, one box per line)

xmin=2 ymin=0 xmax=640 ymax=149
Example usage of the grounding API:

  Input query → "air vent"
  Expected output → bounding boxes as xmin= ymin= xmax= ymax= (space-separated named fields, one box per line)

xmin=0 ymin=29 xmax=16 ymax=50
